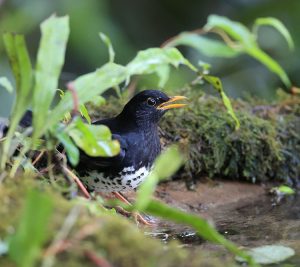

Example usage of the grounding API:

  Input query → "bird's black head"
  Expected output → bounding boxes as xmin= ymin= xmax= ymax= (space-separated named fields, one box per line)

xmin=119 ymin=90 xmax=187 ymax=126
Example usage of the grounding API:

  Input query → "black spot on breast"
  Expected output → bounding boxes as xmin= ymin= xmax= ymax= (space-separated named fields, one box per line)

xmin=133 ymin=176 xmax=140 ymax=181
xmin=94 ymin=178 xmax=100 ymax=183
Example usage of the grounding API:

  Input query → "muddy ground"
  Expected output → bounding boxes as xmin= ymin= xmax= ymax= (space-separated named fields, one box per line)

xmin=126 ymin=180 xmax=300 ymax=266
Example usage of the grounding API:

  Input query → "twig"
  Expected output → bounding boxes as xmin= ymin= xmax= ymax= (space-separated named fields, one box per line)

xmin=67 ymin=82 xmax=79 ymax=116
xmin=84 ymin=250 xmax=113 ymax=267
xmin=160 ymin=28 xmax=205 ymax=48
xmin=62 ymin=165 xmax=91 ymax=199
xmin=32 ymin=150 xmax=45 ymax=166
xmin=209 ymin=28 xmax=241 ymax=49
xmin=39 ymin=164 xmax=55 ymax=174
xmin=112 ymin=192 xmax=153 ymax=225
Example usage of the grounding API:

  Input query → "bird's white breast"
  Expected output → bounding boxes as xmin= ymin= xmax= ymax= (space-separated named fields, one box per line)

xmin=81 ymin=166 xmax=150 ymax=192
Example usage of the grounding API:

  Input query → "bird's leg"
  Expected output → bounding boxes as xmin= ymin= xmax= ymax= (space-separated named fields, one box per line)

xmin=112 ymin=192 xmax=154 ymax=226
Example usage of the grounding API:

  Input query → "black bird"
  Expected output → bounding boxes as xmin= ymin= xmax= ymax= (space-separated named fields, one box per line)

xmin=0 ymin=90 xmax=186 ymax=194
xmin=76 ymin=90 xmax=187 ymax=193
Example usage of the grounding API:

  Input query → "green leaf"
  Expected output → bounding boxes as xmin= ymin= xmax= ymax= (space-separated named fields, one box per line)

xmin=9 ymin=190 xmax=54 ymax=267
xmin=273 ymin=185 xmax=295 ymax=195
xmin=204 ymin=75 xmax=240 ymax=129
xmin=236 ymin=245 xmax=295 ymax=265
xmin=254 ymin=17 xmax=294 ymax=50
xmin=153 ymin=145 xmax=183 ymax=180
xmin=135 ymin=172 xmax=159 ymax=211
xmin=204 ymin=15 xmax=291 ymax=87
xmin=32 ymin=15 xmax=70 ymax=140
xmin=205 ymin=15 xmax=255 ymax=46
xmin=145 ymin=200 xmax=257 ymax=266
xmin=0 ymin=33 xmax=33 ymax=171
xmin=246 ymin=47 xmax=291 ymax=88
xmin=55 ymin=129 xmax=79 ymax=166
xmin=135 ymin=145 xmax=183 ymax=211
xmin=127 ymin=47 xmax=197 ymax=76
xmin=99 ymin=32 xmax=115 ymax=63
xmin=166 ymin=32 xmax=240 ymax=57
xmin=156 ymin=65 xmax=171 ymax=87
xmin=0 ymin=77 xmax=14 ymax=93
xmin=3 ymin=33 xmax=21 ymax=88
xmin=79 ymin=104 xmax=91 ymax=124
xmin=68 ymin=119 xmax=120 ymax=157
xmin=88 ymin=95 xmax=106 ymax=107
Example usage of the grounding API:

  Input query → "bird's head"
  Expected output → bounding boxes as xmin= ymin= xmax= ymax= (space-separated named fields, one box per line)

xmin=119 ymin=90 xmax=187 ymax=126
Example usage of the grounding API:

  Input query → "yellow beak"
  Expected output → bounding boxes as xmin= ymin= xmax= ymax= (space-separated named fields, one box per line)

xmin=157 ymin=95 xmax=187 ymax=110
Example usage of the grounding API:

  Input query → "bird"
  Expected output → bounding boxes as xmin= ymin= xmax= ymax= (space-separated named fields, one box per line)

xmin=76 ymin=89 xmax=187 ymax=193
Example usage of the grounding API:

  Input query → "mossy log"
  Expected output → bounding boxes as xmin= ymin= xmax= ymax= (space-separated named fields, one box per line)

xmin=90 ymin=90 xmax=300 ymax=187
xmin=0 ymin=176 xmax=235 ymax=267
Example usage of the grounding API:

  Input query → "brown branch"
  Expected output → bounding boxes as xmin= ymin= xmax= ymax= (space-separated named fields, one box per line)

xmin=62 ymin=165 xmax=91 ymax=199
xmin=67 ymin=82 xmax=79 ymax=116
xmin=32 ymin=150 xmax=45 ymax=166
xmin=84 ymin=250 xmax=113 ymax=267
xmin=161 ymin=28 xmax=205 ymax=48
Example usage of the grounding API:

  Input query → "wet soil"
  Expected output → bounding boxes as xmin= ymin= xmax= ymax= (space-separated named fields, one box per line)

xmin=133 ymin=180 xmax=300 ymax=266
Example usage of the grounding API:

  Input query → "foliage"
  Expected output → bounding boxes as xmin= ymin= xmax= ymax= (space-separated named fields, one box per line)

xmin=0 ymin=16 xmax=195 ymax=170
xmin=166 ymin=15 xmax=293 ymax=88
xmin=0 ymin=14 xmax=242 ymax=171
xmin=0 ymin=14 xmax=296 ymax=267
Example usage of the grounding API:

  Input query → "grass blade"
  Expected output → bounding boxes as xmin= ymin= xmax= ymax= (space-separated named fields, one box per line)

xmin=32 ymin=15 xmax=70 ymax=140
xmin=0 ymin=34 xmax=32 ymax=171
xmin=254 ymin=17 xmax=294 ymax=50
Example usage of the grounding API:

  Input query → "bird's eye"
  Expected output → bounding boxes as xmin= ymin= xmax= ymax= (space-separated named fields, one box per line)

xmin=147 ymin=97 xmax=156 ymax=106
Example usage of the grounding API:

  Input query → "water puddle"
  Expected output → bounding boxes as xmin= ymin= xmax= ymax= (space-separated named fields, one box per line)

xmin=145 ymin=187 xmax=300 ymax=265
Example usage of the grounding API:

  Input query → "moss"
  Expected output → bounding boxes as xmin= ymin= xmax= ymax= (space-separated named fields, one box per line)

xmin=0 ymin=175 xmax=236 ymax=267
xmin=89 ymin=90 xmax=300 ymax=185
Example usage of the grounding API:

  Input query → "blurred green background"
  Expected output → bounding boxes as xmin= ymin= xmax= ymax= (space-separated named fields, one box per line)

xmin=0 ymin=0 xmax=299 ymax=116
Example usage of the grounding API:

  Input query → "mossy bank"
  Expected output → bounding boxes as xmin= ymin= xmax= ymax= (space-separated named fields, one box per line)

xmin=90 ymin=89 xmax=300 ymax=187
xmin=0 ymin=176 xmax=236 ymax=267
